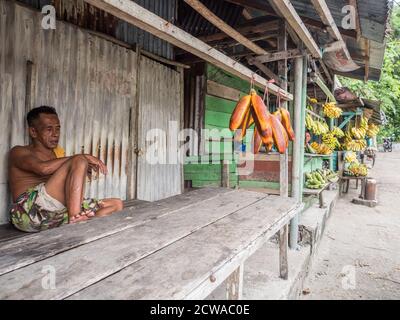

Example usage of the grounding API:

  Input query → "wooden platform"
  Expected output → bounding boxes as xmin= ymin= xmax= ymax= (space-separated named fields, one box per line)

xmin=303 ymin=183 xmax=331 ymax=208
xmin=0 ymin=188 xmax=302 ymax=300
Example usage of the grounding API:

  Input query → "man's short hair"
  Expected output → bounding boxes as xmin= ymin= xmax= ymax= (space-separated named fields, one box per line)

xmin=27 ymin=106 xmax=58 ymax=127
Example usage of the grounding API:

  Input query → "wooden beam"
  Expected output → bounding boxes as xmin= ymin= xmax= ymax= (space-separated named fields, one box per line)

xmin=224 ymin=0 xmax=358 ymax=38
xmin=278 ymin=20 xmax=289 ymax=198
xmin=247 ymin=57 xmax=282 ymax=85
xmin=269 ymin=0 xmax=322 ymax=58
xmin=319 ymin=60 xmax=333 ymax=84
xmin=84 ymin=0 xmax=293 ymax=100
xmin=184 ymin=0 xmax=268 ymax=55
xmin=199 ymin=17 xmax=279 ymax=44
xmin=253 ymin=48 xmax=303 ymax=63
xmin=364 ymin=38 xmax=370 ymax=82
xmin=309 ymin=0 xmax=352 ymax=60
xmin=349 ymin=0 xmax=362 ymax=41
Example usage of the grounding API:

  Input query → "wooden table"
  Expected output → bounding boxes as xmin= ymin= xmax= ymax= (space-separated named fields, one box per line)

xmin=303 ymin=183 xmax=331 ymax=208
xmin=0 ymin=188 xmax=303 ymax=300
xmin=339 ymin=175 xmax=368 ymax=198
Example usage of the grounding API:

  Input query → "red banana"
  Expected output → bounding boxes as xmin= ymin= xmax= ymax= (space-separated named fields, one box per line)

xmin=270 ymin=114 xmax=289 ymax=154
xmin=252 ymin=129 xmax=263 ymax=154
xmin=250 ymin=89 xmax=270 ymax=133
xmin=229 ymin=94 xmax=251 ymax=131
xmin=278 ymin=108 xmax=295 ymax=141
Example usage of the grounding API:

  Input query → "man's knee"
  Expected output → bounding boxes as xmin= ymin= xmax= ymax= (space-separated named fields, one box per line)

xmin=113 ymin=199 xmax=124 ymax=211
xmin=70 ymin=155 xmax=88 ymax=169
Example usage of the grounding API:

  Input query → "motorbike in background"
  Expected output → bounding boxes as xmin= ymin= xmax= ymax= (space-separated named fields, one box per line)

xmin=383 ymin=137 xmax=393 ymax=152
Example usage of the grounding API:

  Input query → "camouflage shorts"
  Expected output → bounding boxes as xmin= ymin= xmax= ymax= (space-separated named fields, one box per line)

xmin=10 ymin=184 xmax=102 ymax=233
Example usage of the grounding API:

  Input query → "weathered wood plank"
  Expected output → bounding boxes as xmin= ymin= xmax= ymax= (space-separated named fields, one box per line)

xmin=279 ymin=224 xmax=289 ymax=280
xmin=0 ymin=188 xmax=230 ymax=276
xmin=68 ymin=196 xmax=302 ymax=300
xmin=0 ymin=190 xmax=265 ymax=299
xmin=226 ymin=264 xmax=244 ymax=300
xmin=206 ymin=80 xmax=242 ymax=102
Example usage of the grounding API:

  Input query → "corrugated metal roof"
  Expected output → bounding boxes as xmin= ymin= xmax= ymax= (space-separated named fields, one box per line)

xmin=177 ymin=0 xmax=243 ymax=36
xmin=17 ymin=0 xmax=176 ymax=60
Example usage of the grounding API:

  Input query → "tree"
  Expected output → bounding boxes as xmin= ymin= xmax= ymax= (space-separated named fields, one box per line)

xmin=339 ymin=5 xmax=400 ymax=141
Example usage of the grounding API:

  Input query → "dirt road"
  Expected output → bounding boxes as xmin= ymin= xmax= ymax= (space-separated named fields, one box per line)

xmin=302 ymin=150 xmax=400 ymax=299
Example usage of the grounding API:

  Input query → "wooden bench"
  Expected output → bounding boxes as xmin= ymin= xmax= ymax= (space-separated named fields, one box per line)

xmin=303 ymin=183 xmax=331 ymax=208
xmin=0 ymin=188 xmax=302 ymax=300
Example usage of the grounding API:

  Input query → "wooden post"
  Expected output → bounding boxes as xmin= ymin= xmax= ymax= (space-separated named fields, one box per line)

xmin=222 ymin=160 xmax=230 ymax=188
xmin=279 ymin=224 xmax=289 ymax=279
xmin=226 ymin=264 xmax=244 ymax=300
xmin=278 ymin=20 xmax=289 ymax=198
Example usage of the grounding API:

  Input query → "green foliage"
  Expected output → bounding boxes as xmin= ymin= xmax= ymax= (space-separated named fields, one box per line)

xmin=339 ymin=5 xmax=400 ymax=141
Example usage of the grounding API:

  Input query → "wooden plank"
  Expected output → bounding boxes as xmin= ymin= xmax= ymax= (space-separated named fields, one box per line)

xmin=364 ymin=39 xmax=370 ymax=82
xmin=247 ymin=57 xmax=281 ymax=85
xmin=0 ymin=190 xmax=266 ymax=299
xmin=207 ymin=80 xmax=242 ymax=102
xmin=269 ymin=0 xmax=322 ymax=59
xmin=279 ymin=224 xmax=289 ymax=280
xmin=69 ymin=198 xmax=303 ymax=300
xmin=226 ymin=264 xmax=244 ymax=300
xmin=252 ymin=48 xmax=303 ymax=63
xmin=184 ymin=0 xmax=267 ymax=55
xmin=278 ymin=20 xmax=289 ymax=198
xmin=0 ymin=188 xmax=229 ymax=276
xmin=83 ymin=0 xmax=293 ymax=100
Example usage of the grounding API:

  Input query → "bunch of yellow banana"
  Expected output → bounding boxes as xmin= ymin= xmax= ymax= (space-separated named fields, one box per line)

xmin=331 ymin=126 xmax=345 ymax=138
xmin=347 ymin=163 xmax=368 ymax=177
xmin=322 ymin=133 xmax=340 ymax=150
xmin=323 ymin=102 xmax=342 ymax=119
xmin=306 ymin=114 xmax=315 ymax=131
xmin=360 ymin=116 xmax=369 ymax=130
xmin=343 ymin=139 xmax=367 ymax=152
xmin=351 ymin=127 xmax=367 ymax=140
xmin=310 ymin=142 xmax=333 ymax=155
xmin=344 ymin=151 xmax=357 ymax=163
xmin=367 ymin=123 xmax=380 ymax=138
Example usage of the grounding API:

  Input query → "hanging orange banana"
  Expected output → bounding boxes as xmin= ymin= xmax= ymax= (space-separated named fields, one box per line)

xmin=234 ymin=108 xmax=252 ymax=142
xmin=250 ymin=89 xmax=270 ymax=133
xmin=270 ymin=114 xmax=288 ymax=154
xmin=252 ymin=129 xmax=263 ymax=154
xmin=278 ymin=108 xmax=295 ymax=141
xmin=229 ymin=94 xmax=251 ymax=131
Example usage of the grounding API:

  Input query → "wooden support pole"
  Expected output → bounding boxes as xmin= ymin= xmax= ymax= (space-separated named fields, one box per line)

xmin=184 ymin=0 xmax=268 ymax=55
xmin=226 ymin=264 xmax=244 ymax=300
xmin=278 ymin=20 xmax=289 ymax=198
xmin=279 ymin=224 xmax=289 ymax=280
xmin=84 ymin=0 xmax=292 ymax=100
xmin=222 ymin=159 xmax=230 ymax=188
xmin=269 ymin=0 xmax=322 ymax=58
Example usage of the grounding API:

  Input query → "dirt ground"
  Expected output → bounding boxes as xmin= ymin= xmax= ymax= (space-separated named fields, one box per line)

xmin=302 ymin=150 xmax=400 ymax=300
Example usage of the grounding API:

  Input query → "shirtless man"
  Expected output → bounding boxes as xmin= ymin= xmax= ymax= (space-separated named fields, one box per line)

xmin=8 ymin=106 xmax=123 ymax=232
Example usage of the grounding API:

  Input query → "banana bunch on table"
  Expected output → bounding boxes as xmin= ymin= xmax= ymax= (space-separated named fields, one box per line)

xmin=310 ymin=142 xmax=333 ymax=155
xmin=229 ymin=89 xmax=295 ymax=154
xmin=367 ymin=123 xmax=380 ymax=138
xmin=323 ymin=102 xmax=343 ymax=119
xmin=344 ymin=151 xmax=357 ymax=163
xmin=346 ymin=163 xmax=368 ymax=177
xmin=305 ymin=169 xmax=339 ymax=189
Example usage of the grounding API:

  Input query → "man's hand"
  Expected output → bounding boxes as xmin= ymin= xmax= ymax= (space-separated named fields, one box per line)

xmin=84 ymin=155 xmax=108 ymax=175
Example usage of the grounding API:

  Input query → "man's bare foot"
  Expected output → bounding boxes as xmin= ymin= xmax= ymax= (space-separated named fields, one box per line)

xmin=69 ymin=213 xmax=90 ymax=224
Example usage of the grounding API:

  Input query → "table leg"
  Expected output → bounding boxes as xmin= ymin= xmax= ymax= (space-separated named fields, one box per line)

xmin=279 ymin=224 xmax=289 ymax=280
xmin=226 ymin=264 xmax=244 ymax=300
xmin=319 ymin=191 xmax=326 ymax=208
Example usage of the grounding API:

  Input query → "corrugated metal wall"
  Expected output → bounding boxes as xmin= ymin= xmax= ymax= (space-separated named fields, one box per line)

xmin=17 ymin=0 xmax=176 ymax=60
xmin=137 ymin=56 xmax=182 ymax=202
